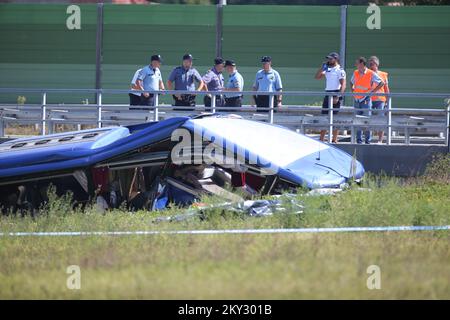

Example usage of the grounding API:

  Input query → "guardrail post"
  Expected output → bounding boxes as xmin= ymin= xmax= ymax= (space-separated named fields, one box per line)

xmin=0 ymin=111 xmax=4 ymax=137
xmin=446 ymin=100 xmax=450 ymax=149
xmin=340 ymin=5 xmax=347 ymax=71
xmin=215 ymin=1 xmax=225 ymax=58
xmin=154 ymin=94 xmax=159 ymax=121
xmin=97 ymin=91 xmax=102 ymax=128
xmin=48 ymin=120 xmax=54 ymax=134
xmin=328 ymin=94 xmax=333 ymax=143
xmin=269 ymin=95 xmax=274 ymax=124
xmin=387 ymin=97 xmax=392 ymax=145
xmin=95 ymin=3 xmax=104 ymax=101
xmin=405 ymin=126 xmax=410 ymax=145
xmin=41 ymin=92 xmax=47 ymax=135
xmin=211 ymin=94 xmax=216 ymax=113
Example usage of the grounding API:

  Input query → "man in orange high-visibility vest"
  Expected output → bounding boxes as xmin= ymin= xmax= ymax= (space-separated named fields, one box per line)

xmin=351 ymin=57 xmax=385 ymax=144
xmin=368 ymin=56 xmax=390 ymax=144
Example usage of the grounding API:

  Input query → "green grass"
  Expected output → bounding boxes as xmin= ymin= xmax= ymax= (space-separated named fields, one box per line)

xmin=0 ymin=231 xmax=449 ymax=299
xmin=0 ymin=168 xmax=449 ymax=299
xmin=1 ymin=176 xmax=449 ymax=233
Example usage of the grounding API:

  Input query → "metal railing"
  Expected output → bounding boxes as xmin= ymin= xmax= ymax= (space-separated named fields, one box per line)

xmin=0 ymin=88 xmax=449 ymax=147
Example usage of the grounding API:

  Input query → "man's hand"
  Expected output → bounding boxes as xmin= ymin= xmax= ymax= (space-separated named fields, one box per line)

xmin=143 ymin=92 xmax=150 ymax=98
xmin=175 ymin=94 xmax=182 ymax=100
xmin=277 ymin=100 xmax=282 ymax=107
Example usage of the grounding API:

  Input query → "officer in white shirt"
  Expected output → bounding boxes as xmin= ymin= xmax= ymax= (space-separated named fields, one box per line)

xmin=314 ymin=52 xmax=346 ymax=143
xmin=129 ymin=68 xmax=142 ymax=106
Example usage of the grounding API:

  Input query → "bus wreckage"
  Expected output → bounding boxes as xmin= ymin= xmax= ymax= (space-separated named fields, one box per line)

xmin=0 ymin=114 xmax=364 ymax=214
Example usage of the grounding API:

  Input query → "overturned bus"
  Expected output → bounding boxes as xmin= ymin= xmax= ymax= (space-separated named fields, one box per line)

xmin=0 ymin=114 xmax=364 ymax=214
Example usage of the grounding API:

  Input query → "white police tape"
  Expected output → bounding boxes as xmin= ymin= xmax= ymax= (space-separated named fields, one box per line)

xmin=0 ymin=225 xmax=449 ymax=237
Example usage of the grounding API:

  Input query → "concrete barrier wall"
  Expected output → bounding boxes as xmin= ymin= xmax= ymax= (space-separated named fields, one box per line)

xmin=335 ymin=144 xmax=448 ymax=176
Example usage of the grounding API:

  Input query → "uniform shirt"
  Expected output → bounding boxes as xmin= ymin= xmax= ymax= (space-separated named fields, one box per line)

xmin=324 ymin=64 xmax=346 ymax=91
xmin=202 ymin=67 xmax=224 ymax=92
xmin=130 ymin=68 xmax=142 ymax=96
xmin=253 ymin=69 xmax=282 ymax=92
xmin=168 ymin=66 xmax=202 ymax=91
xmin=137 ymin=65 xmax=162 ymax=92
xmin=225 ymin=70 xmax=244 ymax=98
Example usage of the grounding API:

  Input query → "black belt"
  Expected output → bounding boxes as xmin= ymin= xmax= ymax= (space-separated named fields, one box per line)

xmin=225 ymin=96 xmax=242 ymax=100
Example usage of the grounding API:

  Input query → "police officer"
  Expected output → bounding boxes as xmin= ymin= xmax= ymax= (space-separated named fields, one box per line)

xmin=251 ymin=56 xmax=283 ymax=112
xmin=223 ymin=60 xmax=244 ymax=109
xmin=314 ymin=52 xmax=346 ymax=143
xmin=167 ymin=54 xmax=205 ymax=111
xmin=135 ymin=54 xmax=164 ymax=108
xmin=203 ymin=57 xmax=225 ymax=110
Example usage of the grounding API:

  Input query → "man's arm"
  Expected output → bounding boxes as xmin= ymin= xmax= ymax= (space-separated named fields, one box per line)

xmin=197 ymin=80 xmax=206 ymax=92
xmin=194 ymin=70 xmax=206 ymax=92
xmin=251 ymin=86 xmax=257 ymax=106
xmin=339 ymin=78 xmax=346 ymax=95
xmin=136 ymin=69 xmax=150 ymax=97
xmin=384 ymin=77 xmax=390 ymax=95
xmin=370 ymin=80 xmax=385 ymax=94
xmin=276 ymin=89 xmax=283 ymax=107
xmin=201 ymin=73 xmax=210 ymax=92
xmin=369 ymin=72 xmax=385 ymax=94
xmin=136 ymin=79 xmax=149 ymax=98
xmin=335 ymin=78 xmax=346 ymax=104
xmin=275 ymin=72 xmax=283 ymax=107
xmin=159 ymin=79 xmax=165 ymax=91
xmin=384 ymin=79 xmax=390 ymax=106
xmin=315 ymin=63 xmax=327 ymax=80
xmin=251 ymin=73 xmax=259 ymax=106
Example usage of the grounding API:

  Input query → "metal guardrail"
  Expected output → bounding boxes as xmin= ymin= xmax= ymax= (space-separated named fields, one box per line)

xmin=1 ymin=88 xmax=449 ymax=147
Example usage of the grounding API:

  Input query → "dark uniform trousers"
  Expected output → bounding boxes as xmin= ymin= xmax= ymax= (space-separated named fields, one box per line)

xmin=224 ymin=96 xmax=242 ymax=111
xmin=129 ymin=93 xmax=142 ymax=106
xmin=173 ymin=94 xmax=196 ymax=111
xmin=204 ymin=95 xmax=225 ymax=112
xmin=129 ymin=93 xmax=155 ymax=110
xmin=254 ymin=95 xmax=279 ymax=113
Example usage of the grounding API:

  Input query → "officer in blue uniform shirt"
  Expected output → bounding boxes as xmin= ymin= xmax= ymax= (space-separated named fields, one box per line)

xmin=252 ymin=56 xmax=283 ymax=112
xmin=203 ymin=57 xmax=225 ymax=110
xmin=223 ymin=60 xmax=244 ymax=108
xmin=167 ymin=54 xmax=205 ymax=111
xmin=135 ymin=54 xmax=164 ymax=108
